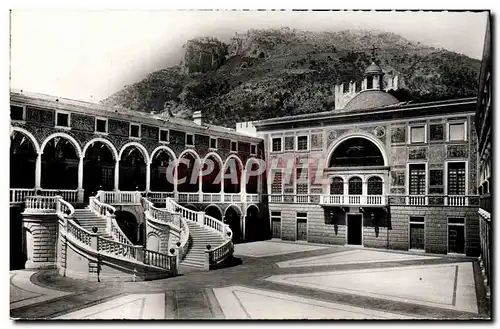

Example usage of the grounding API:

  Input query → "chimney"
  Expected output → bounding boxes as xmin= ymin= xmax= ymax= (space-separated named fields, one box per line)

xmin=193 ymin=111 xmax=202 ymax=125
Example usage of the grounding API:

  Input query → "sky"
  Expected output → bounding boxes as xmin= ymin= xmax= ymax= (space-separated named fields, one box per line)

xmin=9 ymin=10 xmax=489 ymax=103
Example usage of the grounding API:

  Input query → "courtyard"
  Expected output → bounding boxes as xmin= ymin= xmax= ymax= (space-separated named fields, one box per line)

xmin=10 ymin=240 xmax=489 ymax=320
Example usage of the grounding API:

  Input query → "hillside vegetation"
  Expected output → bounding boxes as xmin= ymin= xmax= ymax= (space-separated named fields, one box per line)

xmin=101 ymin=28 xmax=481 ymax=127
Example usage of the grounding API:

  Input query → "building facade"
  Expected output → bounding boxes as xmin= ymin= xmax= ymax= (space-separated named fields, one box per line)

xmin=10 ymin=90 xmax=268 ymax=245
xmin=476 ymin=15 xmax=491 ymax=294
xmin=248 ymin=60 xmax=480 ymax=256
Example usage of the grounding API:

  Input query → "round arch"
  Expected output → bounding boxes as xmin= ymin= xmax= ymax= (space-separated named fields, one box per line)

xmin=184 ymin=203 xmax=199 ymax=212
xmin=223 ymin=154 xmax=244 ymax=171
xmin=203 ymin=152 xmax=224 ymax=167
xmin=204 ymin=204 xmax=223 ymax=220
xmin=326 ymin=133 xmax=388 ymax=167
xmin=224 ymin=204 xmax=242 ymax=217
xmin=150 ymin=145 xmax=177 ymax=165
xmin=41 ymin=132 xmax=83 ymax=158
xmin=82 ymin=138 xmax=119 ymax=161
xmin=365 ymin=174 xmax=385 ymax=182
xmin=10 ymin=127 xmax=41 ymax=154
xmin=118 ymin=142 xmax=150 ymax=164
xmin=224 ymin=204 xmax=243 ymax=243
xmin=178 ymin=149 xmax=201 ymax=162
xmin=246 ymin=204 xmax=260 ymax=214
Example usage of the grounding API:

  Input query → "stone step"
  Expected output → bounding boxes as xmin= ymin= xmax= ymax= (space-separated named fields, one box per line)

xmin=181 ymin=260 xmax=204 ymax=268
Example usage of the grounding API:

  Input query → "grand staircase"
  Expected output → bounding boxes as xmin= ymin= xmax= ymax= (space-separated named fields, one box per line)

xmin=72 ymin=208 xmax=108 ymax=235
xmin=181 ymin=221 xmax=226 ymax=269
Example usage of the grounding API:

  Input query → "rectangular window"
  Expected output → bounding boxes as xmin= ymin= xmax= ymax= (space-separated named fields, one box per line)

xmin=272 ymin=138 xmax=282 ymax=152
xmin=231 ymin=141 xmax=238 ymax=152
xmin=130 ymin=124 xmax=140 ymax=138
xmin=56 ymin=112 xmax=69 ymax=127
xmin=186 ymin=134 xmax=194 ymax=146
xmin=449 ymin=122 xmax=466 ymax=141
xmin=96 ymin=118 xmax=107 ymax=133
xmin=296 ymin=168 xmax=308 ymax=195
xmin=250 ymin=144 xmax=257 ymax=155
xmin=159 ymin=129 xmax=169 ymax=142
xmin=366 ymin=76 xmax=373 ymax=89
xmin=410 ymin=126 xmax=425 ymax=143
xmin=447 ymin=162 xmax=466 ymax=195
xmin=210 ymin=137 xmax=217 ymax=149
xmin=409 ymin=164 xmax=426 ymax=195
xmin=297 ymin=136 xmax=308 ymax=151
xmin=409 ymin=216 xmax=425 ymax=250
xmin=11 ymin=105 xmax=24 ymax=121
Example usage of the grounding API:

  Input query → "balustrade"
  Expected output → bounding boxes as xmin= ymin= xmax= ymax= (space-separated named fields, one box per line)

xmin=24 ymin=196 xmax=59 ymax=213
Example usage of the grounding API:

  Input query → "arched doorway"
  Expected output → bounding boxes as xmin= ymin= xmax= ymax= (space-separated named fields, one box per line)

xmin=150 ymin=148 xmax=175 ymax=192
xmin=202 ymin=154 xmax=222 ymax=194
xmin=177 ymin=151 xmax=200 ymax=193
xmin=204 ymin=204 xmax=223 ymax=221
xmin=83 ymin=141 xmax=116 ymax=200
xmin=224 ymin=205 xmax=242 ymax=243
xmin=10 ymin=131 xmax=37 ymax=188
xmin=245 ymin=205 xmax=260 ymax=242
xmin=114 ymin=211 xmax=139 ymax=244
xmin=329 ymin=137 xmax=385 ymax=167
xmin=41 ymin=136 xmax=79 ymax=189
xmin=245 ymin=159 xmax=260 ymax=195
xmin=223 ymin=156 xmax=243 ymax=194
xmin=119 ymin=146 xmax=146 ymax=191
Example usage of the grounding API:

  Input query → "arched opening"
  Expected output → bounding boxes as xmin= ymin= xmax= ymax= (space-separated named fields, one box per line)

xmin=245 ymin=159 xmax=260 ymax=194
xmin=245 ymin=205 xmax=260 ymax=242
xmin=330 ymin=177 xmax=344 ymax=195
xmin=223 ymin=157 xmax=242 ymax=194
xmin=83 ymin=141 xmax=115 ymax=200
xmin=348 ymin=177 xmax=363 ymax=195
xmin=224 ymin=205 xmax=242 ymax=243
xmin=202 ymin=155 xmax=222 ymax=193
xmin=177 ymin=152 xmax=200 ymax=193
xmin=329 ymin=137 xmax=384 ymax=167
xmin=150 ymin=149 xmax=175 ymax=192
xmin=114 ymin=211 xmax=139 ymax=244
xmin=119 ymin=146 xmax=146 ymax=191
xmin=41 ymin=137 xmax=79 ymax=189
xmin=204 ymin=205 xmax=223 ymax=221
xmin=184 ymin=204 xmax=199 ymax=212
xmin=367 ymin=176 xmax=383 ymax=195
xmin=10 ymin=131 xmax=37 ymax=188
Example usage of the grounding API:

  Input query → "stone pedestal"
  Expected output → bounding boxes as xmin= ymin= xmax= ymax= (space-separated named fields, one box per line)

xmin=22 ymin=213 xmax=59 ymax=269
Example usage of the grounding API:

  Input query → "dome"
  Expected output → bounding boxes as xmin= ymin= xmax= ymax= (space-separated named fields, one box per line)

xmin=365 ymin=62 xmax=383 ymax=75
xmin=343 ymin=90 xmax=400 ymax=111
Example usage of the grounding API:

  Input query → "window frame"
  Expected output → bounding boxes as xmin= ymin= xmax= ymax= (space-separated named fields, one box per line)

xmin=209 ymin=137 xmax=218 ymax=150
xmin=95 ymin=117 xmax=108 ymax=134
xmin=270 ymin=169 xmax=284 ymax=195
xmin=186 ymin=133 xmax=195 ymax=147
xmin=296 ymin=135 xmax=309 ymax=151
xmin=129 ymin=123 xmax=141 ymax=139
xmin=409 ymin=125 xmax=427 ymax=144
xmin=250 ymin=143 xmax=257 ymax=155
xmin=447 ymin=121 xmax=467 ymax=142
xmin=10 ymin=104 xmax=26 ymax=121
xmin=159 ymin=129 xmax=170 ymax=143
xmin=55 ymin=110 xmax=71 ymax=129
xmin=447 ymin=217 xmax=466 ymax=255
xmin=445 ymin=160 xmax=468 ymax=196
xmin=407 ymin=162 xmax=427 ymax=195
xmin=271 ymin=137 xmax=283 ymax=153
xmin=230 ymin=141 xmax=238 ymax=152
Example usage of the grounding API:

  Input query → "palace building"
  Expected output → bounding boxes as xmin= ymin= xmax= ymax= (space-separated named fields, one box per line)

xmin=9 ymin=51 xmax=486 ymax=279
xmin=244 ymin=58 xmax=481 ymax=257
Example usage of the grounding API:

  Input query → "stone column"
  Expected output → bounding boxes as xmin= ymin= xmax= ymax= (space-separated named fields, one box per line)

xmin=146 ymin=162 xmax=151 ymax=192
xmin=77 ymin=156 xmax=84 ymax=202
xmin=114 ymin=160 xmax=120 ymax=191
xmin=35 ymin=152 xmax=42 ymax=189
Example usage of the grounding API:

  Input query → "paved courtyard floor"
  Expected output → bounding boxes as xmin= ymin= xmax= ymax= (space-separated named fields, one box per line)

xmin=10 ymin=240 xmax=490 ymax=320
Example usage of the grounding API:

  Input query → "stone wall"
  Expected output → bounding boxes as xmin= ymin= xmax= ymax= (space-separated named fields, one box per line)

xmin=23 ymin=214 xmax=58 ymax=269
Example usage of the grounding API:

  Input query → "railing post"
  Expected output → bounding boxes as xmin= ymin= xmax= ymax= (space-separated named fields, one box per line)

xmin=35 ymin=152 xmax=42 ymax=189
xmin=135 ymin=191 xmax=141 ymax=203
xmin=135 ymin=246 xmax=144 ymax=262
xmin=91 ymin=235 xmax=98 ymax=250
xmin=204 ymin=250 xmax=211 ymax=271
xmin=197 ymin=211 xmax=205 ymax=227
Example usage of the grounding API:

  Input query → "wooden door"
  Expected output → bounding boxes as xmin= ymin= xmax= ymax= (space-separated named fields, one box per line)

xmin=296 ymin=218 xmax=307 ymax=241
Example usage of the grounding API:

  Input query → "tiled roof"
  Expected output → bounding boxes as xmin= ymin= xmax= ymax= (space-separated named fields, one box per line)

xmin=343 ymin=90 xmax=400 ymax=111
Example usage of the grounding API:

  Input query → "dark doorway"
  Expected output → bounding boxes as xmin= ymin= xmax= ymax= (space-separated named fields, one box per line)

xmin=83 ymin=141 xmax=115 ymax=201
xmin=224 ymin=206 xmax=242 ymax=243
xmin=245 ymin=205 xmax=260 ymax=242
xmin=271 ymin=211 xmax=281 ymax=239
xmin=119 ymin=146 xmax=146 ymax=191
xmin=10 ymin=131 xmax=36 ymax=189
xmin=205 ymin=205 xmax=223 ymax=221
xmin=10 ymin=205 xmax=26 ymax=270
xmin=296 ymin=212 xmax=307 ymax=241
xmin=448 ymin=220 xmax=465 ymax=254
xmin=347 ymin=214 xmax=363 ymax=245
xmin=41 ymin=137 xmax=79 ymax=189
xmin=150 ymin=149 xmax=175 ymax=193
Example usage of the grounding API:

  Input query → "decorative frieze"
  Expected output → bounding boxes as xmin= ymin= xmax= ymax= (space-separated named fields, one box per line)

xmin=108 ymin=119 xmax=129 ymax=137
xmin=447 ymin=144 xmax=468 ymax=158
xmin=391 ymin=171 xmax=405 ymax=186
xmin=390 ymin=187 xmax=406 ymax=194
xmin=428 ymin=144 xmax=445 ymax=163
xmin=430 ymin=124 xmax=444 ymax=141
xmin=428 ymin=196 xmax=445 ymax=205
xmin=284 ymin=136 xmax=294 ymax=151
xmin=141 ymin=125 xmax=159 ymax=140
xmin=311 ymin=133 xmax=323 ymax=150
xmin=391 ymin=146 xmax=406 ymax=164
xmin=71 ymin=114 xmax=94 ymax=132
xmin=391 ymin=126 xmax=406 ymax=143
xmin=26 ymin=107 xmax=54 ymax=125
xmin=408 ymin=146 xmax=427 ymax=160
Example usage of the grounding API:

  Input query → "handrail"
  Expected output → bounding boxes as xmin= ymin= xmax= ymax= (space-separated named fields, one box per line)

xmin=67 ymin=219 xmax=95 ymax=246
xmin=97 ymin=235 xmax=138 ymax=260
xmin=24 ymin=196 xmax=59 ymax=213
xmin=204 ymin=214 xmax=233 ymax=240
xmin=98 ymin=190 xmax=142 ymax=204
xmin=89 ymin=196 xmax=116 ymax=217
xmin=178 ymin=216 xmax=190 ymax=261
xmin=91 ymin=194 xmax=134 ymax=246
xmin=143 ymin=197 xmax=180 ymax=227
xmin=205 ymin=239 xmax=234 ymax=266
xmin=144 ymin=249 xmax=175 ymax=269
xmin=166 ymin=198 xmax=200 ymax=223
xmin=56 ymin=197 xmax=75 ymax=218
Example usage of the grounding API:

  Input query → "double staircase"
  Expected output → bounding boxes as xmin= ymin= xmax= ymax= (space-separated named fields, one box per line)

xmin=72 ymin=208 xmax=107 ymax=235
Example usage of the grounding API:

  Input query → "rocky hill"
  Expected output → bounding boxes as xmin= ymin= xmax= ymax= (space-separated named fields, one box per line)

xmin=101 ymin=28 xmax=481 ymax=128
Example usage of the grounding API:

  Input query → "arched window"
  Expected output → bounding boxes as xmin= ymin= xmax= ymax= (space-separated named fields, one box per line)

xmin=330 ymin=177 xmax=344 ymax=195
xmin=329 ymin=137 xmax=384 ymax=167
xmin=367 ymin=176 xmax=383 ymax=195
xmin=348 ymin=177 xmax=362 ymax=195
